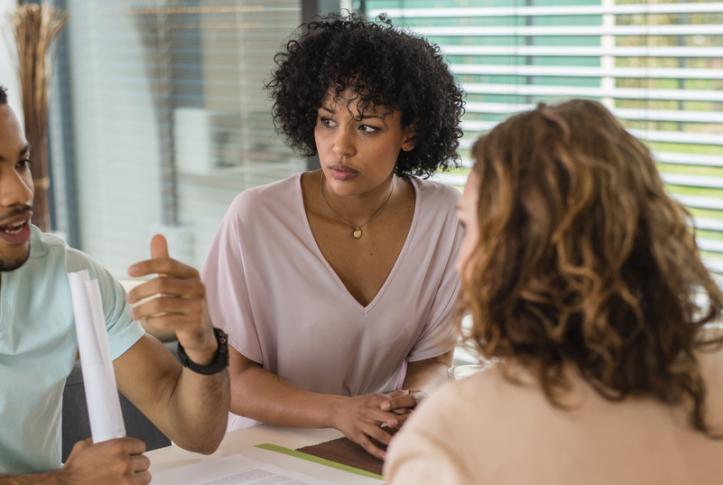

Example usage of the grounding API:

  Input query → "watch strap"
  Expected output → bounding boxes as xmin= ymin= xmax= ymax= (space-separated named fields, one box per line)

xmin=177 ymin=327 xmax=229 ymax=375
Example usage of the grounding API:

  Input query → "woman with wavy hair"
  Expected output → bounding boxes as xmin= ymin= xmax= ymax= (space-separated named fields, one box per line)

xmin=202 ymin=14 xmax=464 ymax=459
xmin=385 ymin=99 xmax=723 ymax=484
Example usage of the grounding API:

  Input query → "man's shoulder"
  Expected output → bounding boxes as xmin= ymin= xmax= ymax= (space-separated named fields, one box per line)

xmin=27 ymin=226 xmax=108 ymax=277
xmin=27 ymin=226 xmax=68 ymax=259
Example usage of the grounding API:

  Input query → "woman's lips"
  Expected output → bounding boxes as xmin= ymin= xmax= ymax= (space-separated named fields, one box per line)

xmin=329 ymin=165 xmax=359 ymax=181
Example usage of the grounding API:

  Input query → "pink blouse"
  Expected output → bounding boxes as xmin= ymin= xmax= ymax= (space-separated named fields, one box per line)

xmin=203 ymin=174 xmax=461 ymax=397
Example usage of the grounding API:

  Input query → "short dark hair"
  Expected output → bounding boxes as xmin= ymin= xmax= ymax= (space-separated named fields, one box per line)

xmin=0 ymin=86 xmax=7 ymax=105
xmin=267 ymin=14 xmax=465 ymax=178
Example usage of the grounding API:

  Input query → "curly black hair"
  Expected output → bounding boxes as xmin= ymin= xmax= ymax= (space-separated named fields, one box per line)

xmin=0 ymin=86 xmax=7 ymax=105
xmin=267 ymin=14 xmax=465 ymax=178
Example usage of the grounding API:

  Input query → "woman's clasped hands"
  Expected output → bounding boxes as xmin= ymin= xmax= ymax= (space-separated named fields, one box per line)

xmin=331 ymin=389 xmax=426 ymax=460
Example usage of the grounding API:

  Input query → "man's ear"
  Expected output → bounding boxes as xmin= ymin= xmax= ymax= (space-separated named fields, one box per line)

xmin=401 ymin=124 xmax=417 ymax=152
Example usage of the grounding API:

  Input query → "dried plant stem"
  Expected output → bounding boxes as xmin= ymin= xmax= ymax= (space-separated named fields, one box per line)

xmin=12 ymin=3 xmax=66 ymax=232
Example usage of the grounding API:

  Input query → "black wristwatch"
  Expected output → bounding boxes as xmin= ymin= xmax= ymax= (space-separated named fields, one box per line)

xmin=177 ymin=327 xmax=229 ymax=375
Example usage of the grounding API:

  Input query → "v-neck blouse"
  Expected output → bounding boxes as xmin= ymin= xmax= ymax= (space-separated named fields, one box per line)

xmin=203 ymin=174 xmax=462 ymax=396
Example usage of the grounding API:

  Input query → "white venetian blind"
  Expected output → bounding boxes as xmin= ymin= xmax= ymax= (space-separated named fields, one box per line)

xmin=51 ymin=0 xmax=303 ymax=274
xmin=364 ymin=0 xmax=723 ymax=272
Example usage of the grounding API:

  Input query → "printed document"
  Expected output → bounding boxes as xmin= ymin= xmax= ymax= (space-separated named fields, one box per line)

xmin=153 ymin=455 xmax=336 ymax=485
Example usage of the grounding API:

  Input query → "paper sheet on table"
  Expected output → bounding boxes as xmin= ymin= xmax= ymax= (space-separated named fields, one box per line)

xmin=68 ymin=270 xmax=126 ymax=443
xmin=153 ymin=455 xmax=336 ymax=485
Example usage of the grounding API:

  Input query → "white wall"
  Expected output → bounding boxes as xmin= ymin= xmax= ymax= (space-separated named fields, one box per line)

xmin=0 ymin=0 xmax=23 ymax=120
xmin=65 ymin=0 xmax=163 ymax=274
xmin=60 ymin=0 xmax=302 ymax=275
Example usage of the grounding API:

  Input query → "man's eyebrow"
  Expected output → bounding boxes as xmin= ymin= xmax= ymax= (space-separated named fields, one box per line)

xmin=0 ymin=143 xmax=30 ymax=162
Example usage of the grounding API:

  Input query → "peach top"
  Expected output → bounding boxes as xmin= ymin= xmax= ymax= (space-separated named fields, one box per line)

xmin=386 ymin=351 xmax=723 ymax=485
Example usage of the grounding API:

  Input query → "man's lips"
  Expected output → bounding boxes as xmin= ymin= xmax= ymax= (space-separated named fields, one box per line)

xmin=0 ymin=213 xmax=32 ymax=227
xmin=0 ymin=218 xmax=31 ymax=245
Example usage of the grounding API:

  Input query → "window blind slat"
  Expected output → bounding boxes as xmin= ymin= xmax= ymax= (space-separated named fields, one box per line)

xmin=369 ymin=3 xmax=723 ymax=18
xmin=367 ymin=0 xmax=723 ymax=272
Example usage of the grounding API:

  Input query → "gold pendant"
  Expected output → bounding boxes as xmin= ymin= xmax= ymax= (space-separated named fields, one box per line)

xmin=353 ymin=228 xmax=363 ymax=239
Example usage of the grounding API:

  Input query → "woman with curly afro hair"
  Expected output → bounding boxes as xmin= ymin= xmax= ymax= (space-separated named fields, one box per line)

xmin=202 ymin=14 xmax=465 ymax=459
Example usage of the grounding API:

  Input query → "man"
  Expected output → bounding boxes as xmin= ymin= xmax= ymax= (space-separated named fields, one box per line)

xmin=0 ymin=86 xmax=230 ymax=484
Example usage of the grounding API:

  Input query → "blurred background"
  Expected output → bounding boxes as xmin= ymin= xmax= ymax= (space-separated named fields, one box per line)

xmin=0 ymin=0 xmax=721 ymax=277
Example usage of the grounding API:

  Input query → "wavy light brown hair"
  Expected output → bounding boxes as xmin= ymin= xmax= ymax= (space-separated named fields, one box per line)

xmin=461 ymin=99 xmax=723 ymax=435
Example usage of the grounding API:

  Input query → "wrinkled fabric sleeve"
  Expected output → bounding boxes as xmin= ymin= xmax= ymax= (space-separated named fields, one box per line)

xmin=406 ymin=215 xmax=463 ymax=363
xmin=384 ymin=384 xmax=476 ymax=485
xmin=202 ymin=194 xmax=263 ymax=363
xmin=385 ymin=430 xmax=474 ymax=485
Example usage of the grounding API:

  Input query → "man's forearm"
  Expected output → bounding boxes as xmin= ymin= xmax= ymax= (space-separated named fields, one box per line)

xmin=165 ymin=367 xmax=230 ymax=454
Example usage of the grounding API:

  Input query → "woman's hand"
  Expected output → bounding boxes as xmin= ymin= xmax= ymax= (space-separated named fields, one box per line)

xmin=331 ymin=394 xmax=404 ymax=459
xmin=381 ymin=389 xmax=426 ymax=416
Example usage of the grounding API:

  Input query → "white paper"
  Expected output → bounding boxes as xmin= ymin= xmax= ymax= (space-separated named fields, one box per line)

xmin=153 ymin=455 xmax=336 ymax=485
xmin=68 ymin=270 xmax=126 ymax=443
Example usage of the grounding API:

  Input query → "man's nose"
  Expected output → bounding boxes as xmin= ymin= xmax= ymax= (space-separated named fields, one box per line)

xmin=0 ymin=170 xmax=34 ymax=208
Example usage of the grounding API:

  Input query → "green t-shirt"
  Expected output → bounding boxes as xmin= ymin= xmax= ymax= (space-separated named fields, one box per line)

xmin=0 ymin=226 xmax=144 ymax=473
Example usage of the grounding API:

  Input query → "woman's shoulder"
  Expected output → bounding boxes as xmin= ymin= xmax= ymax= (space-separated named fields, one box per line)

xmin=403 ymin=365 xmax=553 ymax=443
xmin=385 ymin=372 xmax=501 ymax=483
xmin=412 ymin=176 xmax=461 ymax=206
xmin=405 ymin=369 xmax=502 ymax=435
xmin=409 ymin=177 xmax=461 ymax=234
xmin=227 ymin=173 xmax=301 ymax=220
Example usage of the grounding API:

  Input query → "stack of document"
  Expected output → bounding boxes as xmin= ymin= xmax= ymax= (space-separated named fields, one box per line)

xmin=68 ymin=270 xmax=126 ymax=443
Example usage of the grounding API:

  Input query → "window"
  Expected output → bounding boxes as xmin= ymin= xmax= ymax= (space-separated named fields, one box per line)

xmin=50 ymin=0 xmax=303 ymax=275
xmin=359 ymin=0 xmax=723 ymax=272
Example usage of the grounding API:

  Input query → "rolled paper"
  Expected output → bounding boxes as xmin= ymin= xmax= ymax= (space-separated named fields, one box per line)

xmin=68 ymin=270 xmax=126 ymax=443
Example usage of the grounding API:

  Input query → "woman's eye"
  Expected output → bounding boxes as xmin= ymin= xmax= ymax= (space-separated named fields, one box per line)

xmin=358 ymin=124 xmax=379 ymax=134
xmin=17 ymin=158 xmax=32 ymax=170
xmin=320 ymin=117 xmax=336 ymax=128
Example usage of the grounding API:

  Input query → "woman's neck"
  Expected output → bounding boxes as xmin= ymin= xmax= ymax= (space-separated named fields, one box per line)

xmin=319 ymin=171 xmax=397 ymax=226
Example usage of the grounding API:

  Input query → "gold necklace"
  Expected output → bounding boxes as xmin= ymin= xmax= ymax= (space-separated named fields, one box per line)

xmin=319 ymin=172 xmax=395 ymax=240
